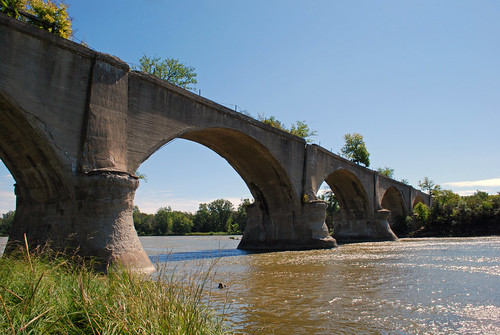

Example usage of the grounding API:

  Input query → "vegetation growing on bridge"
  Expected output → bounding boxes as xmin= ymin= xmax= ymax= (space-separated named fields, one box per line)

xmin=339 ymin=132 xmax=370 ymax=167
xmin=0 ymin=246 xmax=229 ymax=334
xmin=1 ymin=0 xmax=72 ymax=38
xmin=136 ymin=55 xmax=198 ymax=92
xmin=257 ymin=114 xmax=318 ymax=143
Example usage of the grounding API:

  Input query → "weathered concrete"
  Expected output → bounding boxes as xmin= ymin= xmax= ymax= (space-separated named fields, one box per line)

xmin=0 ymin=14 xmax=429 ymax=269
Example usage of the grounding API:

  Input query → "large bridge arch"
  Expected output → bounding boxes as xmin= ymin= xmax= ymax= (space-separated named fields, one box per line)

xmin=0 ymin=91 xmax=72 ymax=249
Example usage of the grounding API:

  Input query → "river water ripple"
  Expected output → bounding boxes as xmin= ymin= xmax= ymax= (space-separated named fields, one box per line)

xmin=1 ymin=236 xmax=498 ymax=334
xmin=144 ymin=236 xmax=500 ymax=334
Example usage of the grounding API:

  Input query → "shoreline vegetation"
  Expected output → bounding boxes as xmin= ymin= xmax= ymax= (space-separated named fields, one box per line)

xmin=0 ymin=242 xmax=230 ymax=334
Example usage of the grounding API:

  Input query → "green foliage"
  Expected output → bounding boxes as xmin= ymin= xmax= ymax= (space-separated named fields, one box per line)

xmin=413 ymin=202 xmax=430 ymax=222
xmin=137 ymin=55 xmax=198 ymax=91
xmin=340 ymin=133 xmax=370 ymax=167
xmin=133 ymin=198 xmax=250 ymax=235
xmin=418 ymin=177 xmax=442 ymax=197
xmin=318 ymin=190 xmax=340 ymax=232
xmin=377 ymin=166 xmax=394 ymax=178
xmin=411 ymin=190 xmax=500 ymax=237
xmin=231 ymin=198 xmax=251 ymax=233
xmin=1 ymin=0 xmax=72 ymax=38
xmin=0 ymin=249 xmax=227 ymax=334
xmin=257 ymin=114 xmax=317 ymax=143
xmin=0 ymin=210 xmax=14 ymax=236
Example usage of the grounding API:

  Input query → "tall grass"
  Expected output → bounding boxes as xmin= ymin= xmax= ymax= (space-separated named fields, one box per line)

xmin=0 ymin=240 xmax=230 ymax=334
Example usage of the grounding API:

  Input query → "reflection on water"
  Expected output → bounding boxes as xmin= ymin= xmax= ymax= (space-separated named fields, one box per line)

xmin=145 ymin=236 xmax=500 ymax=335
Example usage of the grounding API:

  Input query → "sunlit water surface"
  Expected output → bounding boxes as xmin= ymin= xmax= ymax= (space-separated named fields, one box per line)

xmin=141 ymin=236 xmax=500 ymax=334
xmin=2 ymin=236 xmax=499 ymax=334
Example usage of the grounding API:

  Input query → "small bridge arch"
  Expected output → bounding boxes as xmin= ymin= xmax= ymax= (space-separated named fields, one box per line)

xmin=380 ymin=186 xmax=408 ymax=226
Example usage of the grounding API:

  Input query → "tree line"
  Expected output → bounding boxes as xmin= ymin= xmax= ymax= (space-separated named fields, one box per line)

xmin=133 ymin=198 xmax=251 ymax=236
xmin=391 ymin=179 xmax=500 ymax=237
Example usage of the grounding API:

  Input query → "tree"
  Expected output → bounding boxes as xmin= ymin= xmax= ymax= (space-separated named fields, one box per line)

xmin=377 ymin=166 xmax=394 ymax=178
xmin=208 ymin=199 xmax=234 ymax=232
xmin=0 ymin=210 xmax=15 ymax=236
xmin=137 ymin=55 xmax=197 ymax=91
xmin=171 ymin=211 xmax=193 ymax=235
xmin=289 ymin=120 xmax=318 ymax=143
xmin=257 ymin=114 xmax=317 ymax=143
xmin=193 ymin=203 xmax=212 ymax=232
xmin=154 ymin=207 xmax=173 ymax=235
xmin=232 ymin=198 xmax=251 ymax=233
xmin=318 ymin=190 xmax=339 ymax=231
xmin=340 ymin=133 xmax=370 ymax=167
xmin=418 ymin=177 xmax=442 ymax=197
xmin=1 ymin=0 xmax=72 ymax=38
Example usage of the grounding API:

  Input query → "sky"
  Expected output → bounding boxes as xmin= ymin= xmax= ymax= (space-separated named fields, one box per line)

xmin=1 ymin=0 xmax=500 ymax=214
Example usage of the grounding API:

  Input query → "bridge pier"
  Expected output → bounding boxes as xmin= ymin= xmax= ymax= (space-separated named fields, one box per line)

xmin=238 ymin=200 xmax=337 ymax=250
xmin=7 ymin=172 xmax=154 ymax=273
xmin=332 ymin=209 xmax=398 ymax=243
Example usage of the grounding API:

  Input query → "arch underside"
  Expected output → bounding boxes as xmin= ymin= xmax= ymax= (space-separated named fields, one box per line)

xmin=322 ymin=169 xmax=397 ymax=242
xmin=324 ymin=169 xmax=370 ymax=223
xmin=175 ymin=127 xmax=301 ymax=213
xmin=0 ymin=91 xmax=74 ymax=249
xmin=381 ymin=187 xmax=407 ymax=227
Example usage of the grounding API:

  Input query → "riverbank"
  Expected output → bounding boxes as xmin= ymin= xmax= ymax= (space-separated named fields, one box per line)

xmin=0 ymin=246 xmax=229 ymax=334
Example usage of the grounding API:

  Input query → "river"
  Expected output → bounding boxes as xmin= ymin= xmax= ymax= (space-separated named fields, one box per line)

xmin=1 ymin=236 xmax=499 ymax=334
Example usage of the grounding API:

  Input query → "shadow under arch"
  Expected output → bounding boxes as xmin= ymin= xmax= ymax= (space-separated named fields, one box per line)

xmin=0 ymin=91 xmax=71 ymax=249
xmin=381 ymin=186 xmax=408 ymax=227
xmin=135 ymin=126 xmax=305 ymax=249
xmin=322 ymin=168 xmax=397 ymax=242
xmin=323 ymin=168 xmax=371 ymax=225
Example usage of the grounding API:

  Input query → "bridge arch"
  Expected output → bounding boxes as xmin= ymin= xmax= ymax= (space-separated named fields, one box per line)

xmin=0 ymin=91 xmax=73 ymax=249
xmin=321 ymin=169 xmax=371 ymax=237
xmin=137 ymin=126 xmax=300 ymax=211
xmin=381 ymin=186 xmax=408 ymax=227
xmin=135 ymin=126 xmax=308 ymax=249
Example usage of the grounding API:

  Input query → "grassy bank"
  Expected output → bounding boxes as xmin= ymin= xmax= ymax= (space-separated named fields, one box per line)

xmin=0 ymin=247 xmax=230 ymax=334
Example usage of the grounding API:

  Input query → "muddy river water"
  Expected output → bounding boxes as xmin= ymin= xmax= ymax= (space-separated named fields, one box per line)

xmin=1 ymin=236 xmax=499 ymax=334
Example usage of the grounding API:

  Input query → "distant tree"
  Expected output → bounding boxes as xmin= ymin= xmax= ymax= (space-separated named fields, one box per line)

xmin=258 ymin=114 xmax=317 ymax=143
xmin=171 ymin=211 xmax=193 ymax=235
xmin=418 ymin=177 xmax=442 ymax=197
xmin=0 ymin=210 xmax=15 ymax=236
xmin=340 ymin=133 xmax=370 ymax=167
xmin=232 ymin=198 xmax=251 ymax=233
xmin=208 ymin=199 xmax=234 ymax=232
xmin=318 ymin=189 xmax=340 ymax=231
xmin=193 ymin=203 xmax=212 ymax=232
xmin=377 ymin=166 xmax=394 ymax=178
xmin=400 ymin=179 xmax=409 ymax=185
xmin=137 ymin=55 xmax=197 ymax=91
xmin=154 ymin=207 xmax=173 ymax=235
xmin=1 ymin=0 xmax=72 ymax=38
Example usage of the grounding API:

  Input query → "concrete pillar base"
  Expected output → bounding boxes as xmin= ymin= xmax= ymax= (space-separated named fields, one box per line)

xmin=6 ymin=171 xmax=154 ymax=273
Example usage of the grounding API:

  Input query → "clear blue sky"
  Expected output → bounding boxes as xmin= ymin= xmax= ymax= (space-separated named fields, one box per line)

xmin=1 ymin=0 xmax=499 ymax=213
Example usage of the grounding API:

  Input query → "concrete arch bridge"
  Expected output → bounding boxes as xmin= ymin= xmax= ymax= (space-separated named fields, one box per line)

xmin=0 ymin=15 xmax=430 ymax=272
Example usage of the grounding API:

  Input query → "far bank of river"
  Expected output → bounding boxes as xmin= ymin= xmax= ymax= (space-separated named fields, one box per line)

xmin=1 ymin=236 xmax=499 ymax=334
